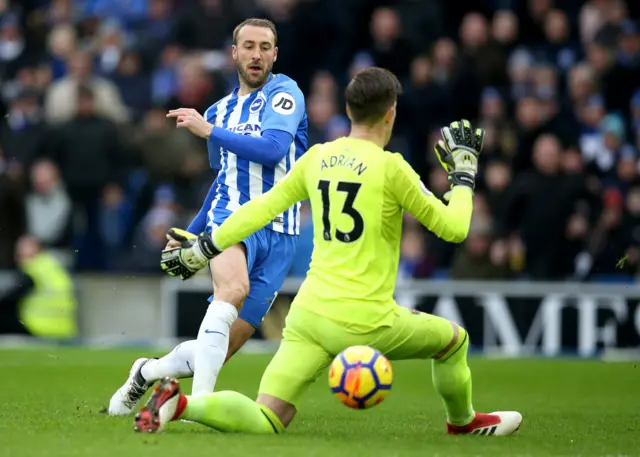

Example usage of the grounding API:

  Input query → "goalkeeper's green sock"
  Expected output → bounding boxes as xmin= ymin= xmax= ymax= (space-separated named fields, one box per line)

xmin=179 ymin=391 xmax=285 ymax=434
xmin=431 ymin=328 xmax=475 ymax=426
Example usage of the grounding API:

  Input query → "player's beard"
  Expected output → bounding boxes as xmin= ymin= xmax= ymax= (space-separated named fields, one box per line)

xmin=238 ymin=61 xmax=273 ymax=89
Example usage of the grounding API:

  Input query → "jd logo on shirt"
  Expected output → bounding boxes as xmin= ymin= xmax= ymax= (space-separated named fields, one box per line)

xmin=272 ymin=92 xmax=296 ymax=115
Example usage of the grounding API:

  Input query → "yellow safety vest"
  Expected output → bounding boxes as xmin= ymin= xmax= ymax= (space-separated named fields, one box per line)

xmin=19 ymin=253 xmax=78 ymax=339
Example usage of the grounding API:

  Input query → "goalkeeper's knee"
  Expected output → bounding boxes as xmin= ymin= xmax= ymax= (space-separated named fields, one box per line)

xmin=435 ymin=322 xmax=469 ymax=364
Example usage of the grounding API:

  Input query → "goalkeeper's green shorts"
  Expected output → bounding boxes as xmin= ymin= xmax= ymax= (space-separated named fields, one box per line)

xmin=258 ymin=304 xmax=467 ymax=407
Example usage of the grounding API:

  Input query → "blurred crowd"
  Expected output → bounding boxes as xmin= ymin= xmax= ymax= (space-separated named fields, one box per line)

xmin=0 ymin=0 xmax=639 ymax=282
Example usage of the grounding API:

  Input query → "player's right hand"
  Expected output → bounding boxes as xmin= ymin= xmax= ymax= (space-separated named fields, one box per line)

xmin=160 ymin=228 xmax=221 ymax=280
xmin=434 ymin=119 xmax=484 ymax=191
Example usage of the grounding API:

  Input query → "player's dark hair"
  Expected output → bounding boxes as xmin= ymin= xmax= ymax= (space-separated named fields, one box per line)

xmin=233 ymin=18 xmax=278 ymax=46
xmin=345 ymin=67 xmax=403 ymax=125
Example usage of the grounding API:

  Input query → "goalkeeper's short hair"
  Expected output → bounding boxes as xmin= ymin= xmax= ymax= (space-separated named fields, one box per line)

xmin=345 ymin=67 xmax=403 ymax=125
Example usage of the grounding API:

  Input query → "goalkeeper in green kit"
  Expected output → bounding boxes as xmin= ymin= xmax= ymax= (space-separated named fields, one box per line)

xmin=138 ymin=67 xmax=523 ymax=437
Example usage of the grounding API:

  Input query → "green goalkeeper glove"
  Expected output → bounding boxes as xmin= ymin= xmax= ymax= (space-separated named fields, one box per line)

xmin=160 ymin=228 xmax=221 ymax=280
xmin=434 ymin=119 xmax=484 ymax=192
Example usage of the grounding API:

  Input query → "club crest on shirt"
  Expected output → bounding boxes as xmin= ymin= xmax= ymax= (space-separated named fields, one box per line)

xmin=250 ymin=97 xmax=265 ymax=113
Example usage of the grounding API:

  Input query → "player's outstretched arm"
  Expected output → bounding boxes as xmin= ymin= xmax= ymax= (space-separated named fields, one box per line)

xmin=390 ymin=120 xmax=483 ymax=243
xmin=166 ymin=108 xmax=293 ymax=168
xmin=213 ymin=152 xmax=310 ymax=249
xmin=389 ymin=155 xmax=474 ymax=244
xmin=209 ymin=127 xmax=293 ymax=167
xmin=160 ymin=152 xmax=311 ymax=280
xmin=167 ymin=81 xmax=305 ymax=168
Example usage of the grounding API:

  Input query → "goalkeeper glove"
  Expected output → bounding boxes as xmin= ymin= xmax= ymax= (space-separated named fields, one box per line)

xmin=160 ymin=228 xmax=221 ymax=280
xmin=434 ymin=119 xmax=484 ymax=192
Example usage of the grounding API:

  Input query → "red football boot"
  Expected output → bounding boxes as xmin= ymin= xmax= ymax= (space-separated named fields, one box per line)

xmin=134 ymin=377 xmax=187 ymax=433
xmin=447 ymin=411 xmax=523 ymax=436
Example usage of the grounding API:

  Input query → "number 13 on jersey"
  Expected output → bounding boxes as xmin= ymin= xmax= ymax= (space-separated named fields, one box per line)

xmin=317 ymin=180 xmax=364 ymax=243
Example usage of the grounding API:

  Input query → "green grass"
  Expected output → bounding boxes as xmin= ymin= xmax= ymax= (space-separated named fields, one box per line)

xmin=0 ymin=349 xmax=638 ymax=457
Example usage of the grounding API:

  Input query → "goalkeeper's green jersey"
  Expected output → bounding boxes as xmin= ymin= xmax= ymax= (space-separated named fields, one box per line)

xmin=213 ymin=137 xmax=473 ymax=332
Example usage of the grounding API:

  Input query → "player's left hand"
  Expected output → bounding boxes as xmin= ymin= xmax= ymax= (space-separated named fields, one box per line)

xmin=166 ymin=108 xmax=213 ymax=139
xmin=160 ymin=228 xmax=221 ymax=280
xmin=434 ymin=119 xmax=484 ymax=198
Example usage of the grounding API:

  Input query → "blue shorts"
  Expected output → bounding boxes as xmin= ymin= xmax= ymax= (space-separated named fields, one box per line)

xmin=206 ymin=211 xmax=298 ymax=328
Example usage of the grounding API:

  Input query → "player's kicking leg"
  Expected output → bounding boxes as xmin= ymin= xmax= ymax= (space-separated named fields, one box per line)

xmin=382 ymin=308 xmax=522 ymax=436
xmin=110 ymin=229 xmax=294 ymax=415
xmin=133 ymin=378 xmax=291 ymax=434
xmin=134 ymin=309 xmax=328 ymax=434
xmin=108 ymin=244 xmax=251 ymax=415
xmin=107 ymin=318 xmax=254 ymax=415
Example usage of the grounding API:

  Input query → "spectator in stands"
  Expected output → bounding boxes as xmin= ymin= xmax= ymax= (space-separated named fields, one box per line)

xmin=499 ymin=134 xmax=591 ymax=279
xmin=46 ymin=23 xmax=77 ymax=80
xmin=44 ymin=49 xmax=129 ymax=124
xmin=368 ymin=7 xmax=414 ymax=80
xmin=451 ymin=213 xmax=513 ymax=280
xmin=0 ymin=235 xmax=77 ymax=339
xmin=492 ymin=9 xmax=519 ymax=55
xmin=172 ymin=0 xmax=239 ymax=51
xmin=150 ymin=43 xmax=182 ymax=105
xmin=1 ymin=87 xmax=46 ymax=168
xmin=127 ymin=185 xmax=179 ymax=272
xmin=25 ymin=159 xmax=72 ymax=249
xmin=399 ymin=217 xmax=432 ymax=280
xmin=163 ymin=55 xmax=226 ymax=113
xmin=587 ymin=39 xmax=640 ymax=116
xmin=0 ymin=13 xmax=28 ymax=80
xmin=134 ymin=105 xmax=195 ymax=182
xmin=538 ymin=9 xmax=581 ymax=72
xmin=431 ymin=37 xmax=457 ymax=86
xmin=400 ymin=54 xmax=452 ymax=176
xmin=134 ymin=0 xmax=175 ymax=64
xmin=110 ymin=50 xmax=151 ymax=122
xmin=48 ymin=84 xmax=127 ymax=269
xmin=618 ymin=19 xmax=640 ymax=68
xmin=94 ymin=18 xmax=127 ymax=76
xmin=587 ymin=188 xmax=628 ymax=275
xmin=513 ymin=96 xmax=546 ymax=173
xmin=482 ymin=159 xmax=512 ymax=217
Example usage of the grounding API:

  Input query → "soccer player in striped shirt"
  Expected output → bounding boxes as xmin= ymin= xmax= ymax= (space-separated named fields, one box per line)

xmin=108 ymin=18 xmax=308 ymax=415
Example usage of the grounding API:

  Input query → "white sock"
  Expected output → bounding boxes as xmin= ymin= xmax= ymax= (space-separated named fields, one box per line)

xmin=191 ymin=300 xmax=238 ymax=395
xmin=140 ymin=340 xmax=198 ymax=383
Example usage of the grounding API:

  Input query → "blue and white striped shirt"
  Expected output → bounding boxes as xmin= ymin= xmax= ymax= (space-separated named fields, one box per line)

xmin=204 ymin=74 xmax=308 ymax=235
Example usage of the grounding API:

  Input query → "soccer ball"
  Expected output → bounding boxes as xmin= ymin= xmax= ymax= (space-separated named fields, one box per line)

xmin=328 ymin=345 xmax=392 ymax=409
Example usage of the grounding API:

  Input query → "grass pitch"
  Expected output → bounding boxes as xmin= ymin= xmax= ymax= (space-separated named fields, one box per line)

xmin=0 ymin=348 xmax=638 ymax=457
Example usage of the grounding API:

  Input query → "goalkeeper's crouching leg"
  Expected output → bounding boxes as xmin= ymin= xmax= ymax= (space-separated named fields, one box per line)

xmin=430 ymin=323 xmax=523 ymax=436
xmin=431 ymin=324 xmax=475 ymax=427
xmin=134 ymin=377 xmax=286 ymax=434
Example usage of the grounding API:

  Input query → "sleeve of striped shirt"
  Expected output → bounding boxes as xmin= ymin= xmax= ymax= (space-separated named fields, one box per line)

xmin=387 ymin=153 xmax=473 ymax=244
xmin=208 ymin=127 xmax=293 ymax=168
xmin=212 ymin=148 xmax=312 ymax=249
xmin=261 ymin=79 xmax=305 ymax=137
